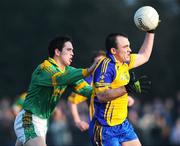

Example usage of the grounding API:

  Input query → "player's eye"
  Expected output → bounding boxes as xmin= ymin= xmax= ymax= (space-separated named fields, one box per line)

xmin=67 ymin=48 xmax=73 ymax=51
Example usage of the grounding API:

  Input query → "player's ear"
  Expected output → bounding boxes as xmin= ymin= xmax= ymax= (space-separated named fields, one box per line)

xmin=55 ymin=48 xmax=61 ymax=56
xmin=110 ymin=48 xmax=116 ymax=55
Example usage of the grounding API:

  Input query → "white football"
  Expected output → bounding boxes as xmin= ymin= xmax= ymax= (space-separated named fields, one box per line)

xmin=134 ymin=6 xmax=159 ymax=31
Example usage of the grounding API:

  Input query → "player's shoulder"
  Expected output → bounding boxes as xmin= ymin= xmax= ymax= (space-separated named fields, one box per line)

xmin=99 ymin=57 xmax=114 ymax=67
xmin=40 ymin=59 xmax=53 ymax=68
xmin=38 ymin=59 xmax=57 ymax=74
xmin=96 ymin=57 xmax=115 ymax=74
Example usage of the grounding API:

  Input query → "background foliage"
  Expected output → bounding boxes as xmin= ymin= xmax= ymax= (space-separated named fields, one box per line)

xmin=0 ymin=0 xmax=179 ymax=98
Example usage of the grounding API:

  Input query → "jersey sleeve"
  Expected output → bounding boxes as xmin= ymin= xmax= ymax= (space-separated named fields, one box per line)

xmin=70 ymin=79 xmax=93 ymax=99
xmin=94 ymin=59 xmax=115 ymax=94
xmin=68 ymin=92 xmax=88 ymax=104
xmin=33 ymin=66 xmax=88 ymax=87
xmin=84 ymin=75 xmax=93 ymax=85
xmin=14 ymin=92 xmax=27 ymax=107
xmin=12 ymin=92 xmax=27 ymax=112
xmin=52 ymin=67 xmax=89 ymax=86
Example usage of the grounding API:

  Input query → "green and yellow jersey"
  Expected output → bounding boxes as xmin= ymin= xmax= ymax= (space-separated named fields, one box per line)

xmin=13 ymin=92 xmax=27 ymax=113
xmin=93 ymin=53 xmax=136 ymax=126
xmin=68 ymin=75 xmax=93 ymax=104
xmin=23 ymin=57 xmax=92 ymax=119
xmin=68 ymin=75 xmax=94 ymax=120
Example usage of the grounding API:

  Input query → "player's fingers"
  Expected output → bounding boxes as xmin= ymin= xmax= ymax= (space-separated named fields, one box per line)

xmin=80 ymin=122 xmax=89 ymax=131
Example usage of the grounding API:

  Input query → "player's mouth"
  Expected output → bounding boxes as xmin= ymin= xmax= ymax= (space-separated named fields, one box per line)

xmin=69 ymin=57 xmax=73 ymax=63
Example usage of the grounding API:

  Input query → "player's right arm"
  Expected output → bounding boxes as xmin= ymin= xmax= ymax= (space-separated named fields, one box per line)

xmin=34 ymin=58 xmax=99 ymax=86
xmin=131 ymin=33 xmax=155 ymax=68
xmin=34 ymin=63 xmax=90 ymax=87
xmin=94 ymin=60 xmax=127 ymax=103
xmin=96 ymin=87 xmax=127 ymax=103
xmin=52 ymin=57 xmax=100 ymax=86
xmin=52 ymin=67 xmax=89 ymax=86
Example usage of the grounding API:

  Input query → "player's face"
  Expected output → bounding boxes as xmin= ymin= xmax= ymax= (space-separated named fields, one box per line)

xmin=60 ymin=41 xmax=74 ymax=66
xmin=114 ymin=36 xmax=131 ymax=63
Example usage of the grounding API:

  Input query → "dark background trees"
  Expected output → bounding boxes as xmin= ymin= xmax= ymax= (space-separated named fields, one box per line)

xmin=0 ymin=0 xmax=179 ymax=98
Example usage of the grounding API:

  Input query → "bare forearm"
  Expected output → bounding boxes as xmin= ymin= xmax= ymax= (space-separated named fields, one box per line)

xmin=97 ymin=86 xmax=127 ymax=102
xmin=139 ymin=33 xmax=154 ymax=61
xmin=69 ymin=102 xmax=89 ymax=131
xmin=133 ymin=33 xmax=155 ymax=68
xmin=69 ymin=103 xmax=81 ymax=123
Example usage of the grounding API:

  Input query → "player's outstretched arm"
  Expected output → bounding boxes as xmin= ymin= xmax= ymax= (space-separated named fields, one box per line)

xmin=87 ymin=57 xmax=101 ymax=74
xmin=69 ymin=102 xmax=89 ymax=131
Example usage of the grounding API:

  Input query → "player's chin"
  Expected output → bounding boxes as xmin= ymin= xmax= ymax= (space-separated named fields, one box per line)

xmin=67 ymin=62 xmax=71 ymax=66
xmin=125 ymin=57 xmax=130 ymax=62
xmin=65 ymin=61 xmax=71 ymax=66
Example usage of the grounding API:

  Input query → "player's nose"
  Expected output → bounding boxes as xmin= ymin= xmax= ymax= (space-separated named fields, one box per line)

xmin=127 ymin=47 xmax=132 ymax=52
xmin=71 ymin=50 xmax=74 ymax=56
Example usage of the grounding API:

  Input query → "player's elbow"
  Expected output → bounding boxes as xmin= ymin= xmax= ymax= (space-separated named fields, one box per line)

xmin=141 ymin=54 xmax=150 ymax=64
xmin=96 ymin=93 xmax=108 ymax=103
xmin=144 ymin=57 xmax=149 ymax=63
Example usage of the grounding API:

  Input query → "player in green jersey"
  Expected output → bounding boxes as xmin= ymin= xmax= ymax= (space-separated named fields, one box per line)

xmin=14 ymin=35 xmax=99 ymax=146
xmin=12 ymin=92 xmax=27 ymax=117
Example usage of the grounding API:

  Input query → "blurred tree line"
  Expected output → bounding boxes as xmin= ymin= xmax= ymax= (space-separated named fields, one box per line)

xmin=0 ymin=0 xmax=179 ymax=99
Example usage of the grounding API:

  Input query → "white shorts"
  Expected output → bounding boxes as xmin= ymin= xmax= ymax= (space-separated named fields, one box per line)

xmin=14 ymin=109 xmax=48 ymax=144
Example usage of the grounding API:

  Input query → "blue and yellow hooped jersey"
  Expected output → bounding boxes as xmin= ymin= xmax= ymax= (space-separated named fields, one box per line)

xmin=93 ymin=53 xmax=136 ymax=126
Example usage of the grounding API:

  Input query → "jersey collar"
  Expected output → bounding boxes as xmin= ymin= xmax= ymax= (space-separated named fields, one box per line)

xmin=48 ymin=57 xmax=59 ymax=67
xmin=106 ymin=52 xmax=129 ymax=65
xmin=106 ymin=52 xmax=117 ymax=63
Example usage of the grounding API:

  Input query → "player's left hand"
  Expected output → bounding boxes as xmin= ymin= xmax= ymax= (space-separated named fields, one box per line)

xmin=147 ymin=19 xmax=161 ymax=33
xmin=125 ymin=72 xmax=151 ymax=95
xmin=75 ymin=120 xmax=89 ymax=131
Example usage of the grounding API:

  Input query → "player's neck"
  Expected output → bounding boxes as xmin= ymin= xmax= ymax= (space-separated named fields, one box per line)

xmin=117 ymin=60 xmax=123 ymax=65
xmin=53 ymin=56 xmax=65 ymax=71
xmin=114 ymin=55 xmax=123 ymax=65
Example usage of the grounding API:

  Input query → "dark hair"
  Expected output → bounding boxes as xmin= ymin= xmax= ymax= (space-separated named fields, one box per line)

xmin=48 ymin=35 xmax=73 ymax=57
xmin=105 ymin=33 xmax=128 ymax=53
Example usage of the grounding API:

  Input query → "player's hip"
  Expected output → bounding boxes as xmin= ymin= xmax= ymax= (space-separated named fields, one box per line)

xmin=89 ymin=118 xmax=138 ymax=146
xmin=14 ymin=109 xmax=48 ymax=144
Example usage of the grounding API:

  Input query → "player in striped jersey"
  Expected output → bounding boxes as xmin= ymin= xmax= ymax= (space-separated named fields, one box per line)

xmin=68 ymin=50 xmax=136 ymax=132
xmin=14 ymin=35 xmax=99 ymax=146
xmin=89 ymin=32 xmax=155 ymax=146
